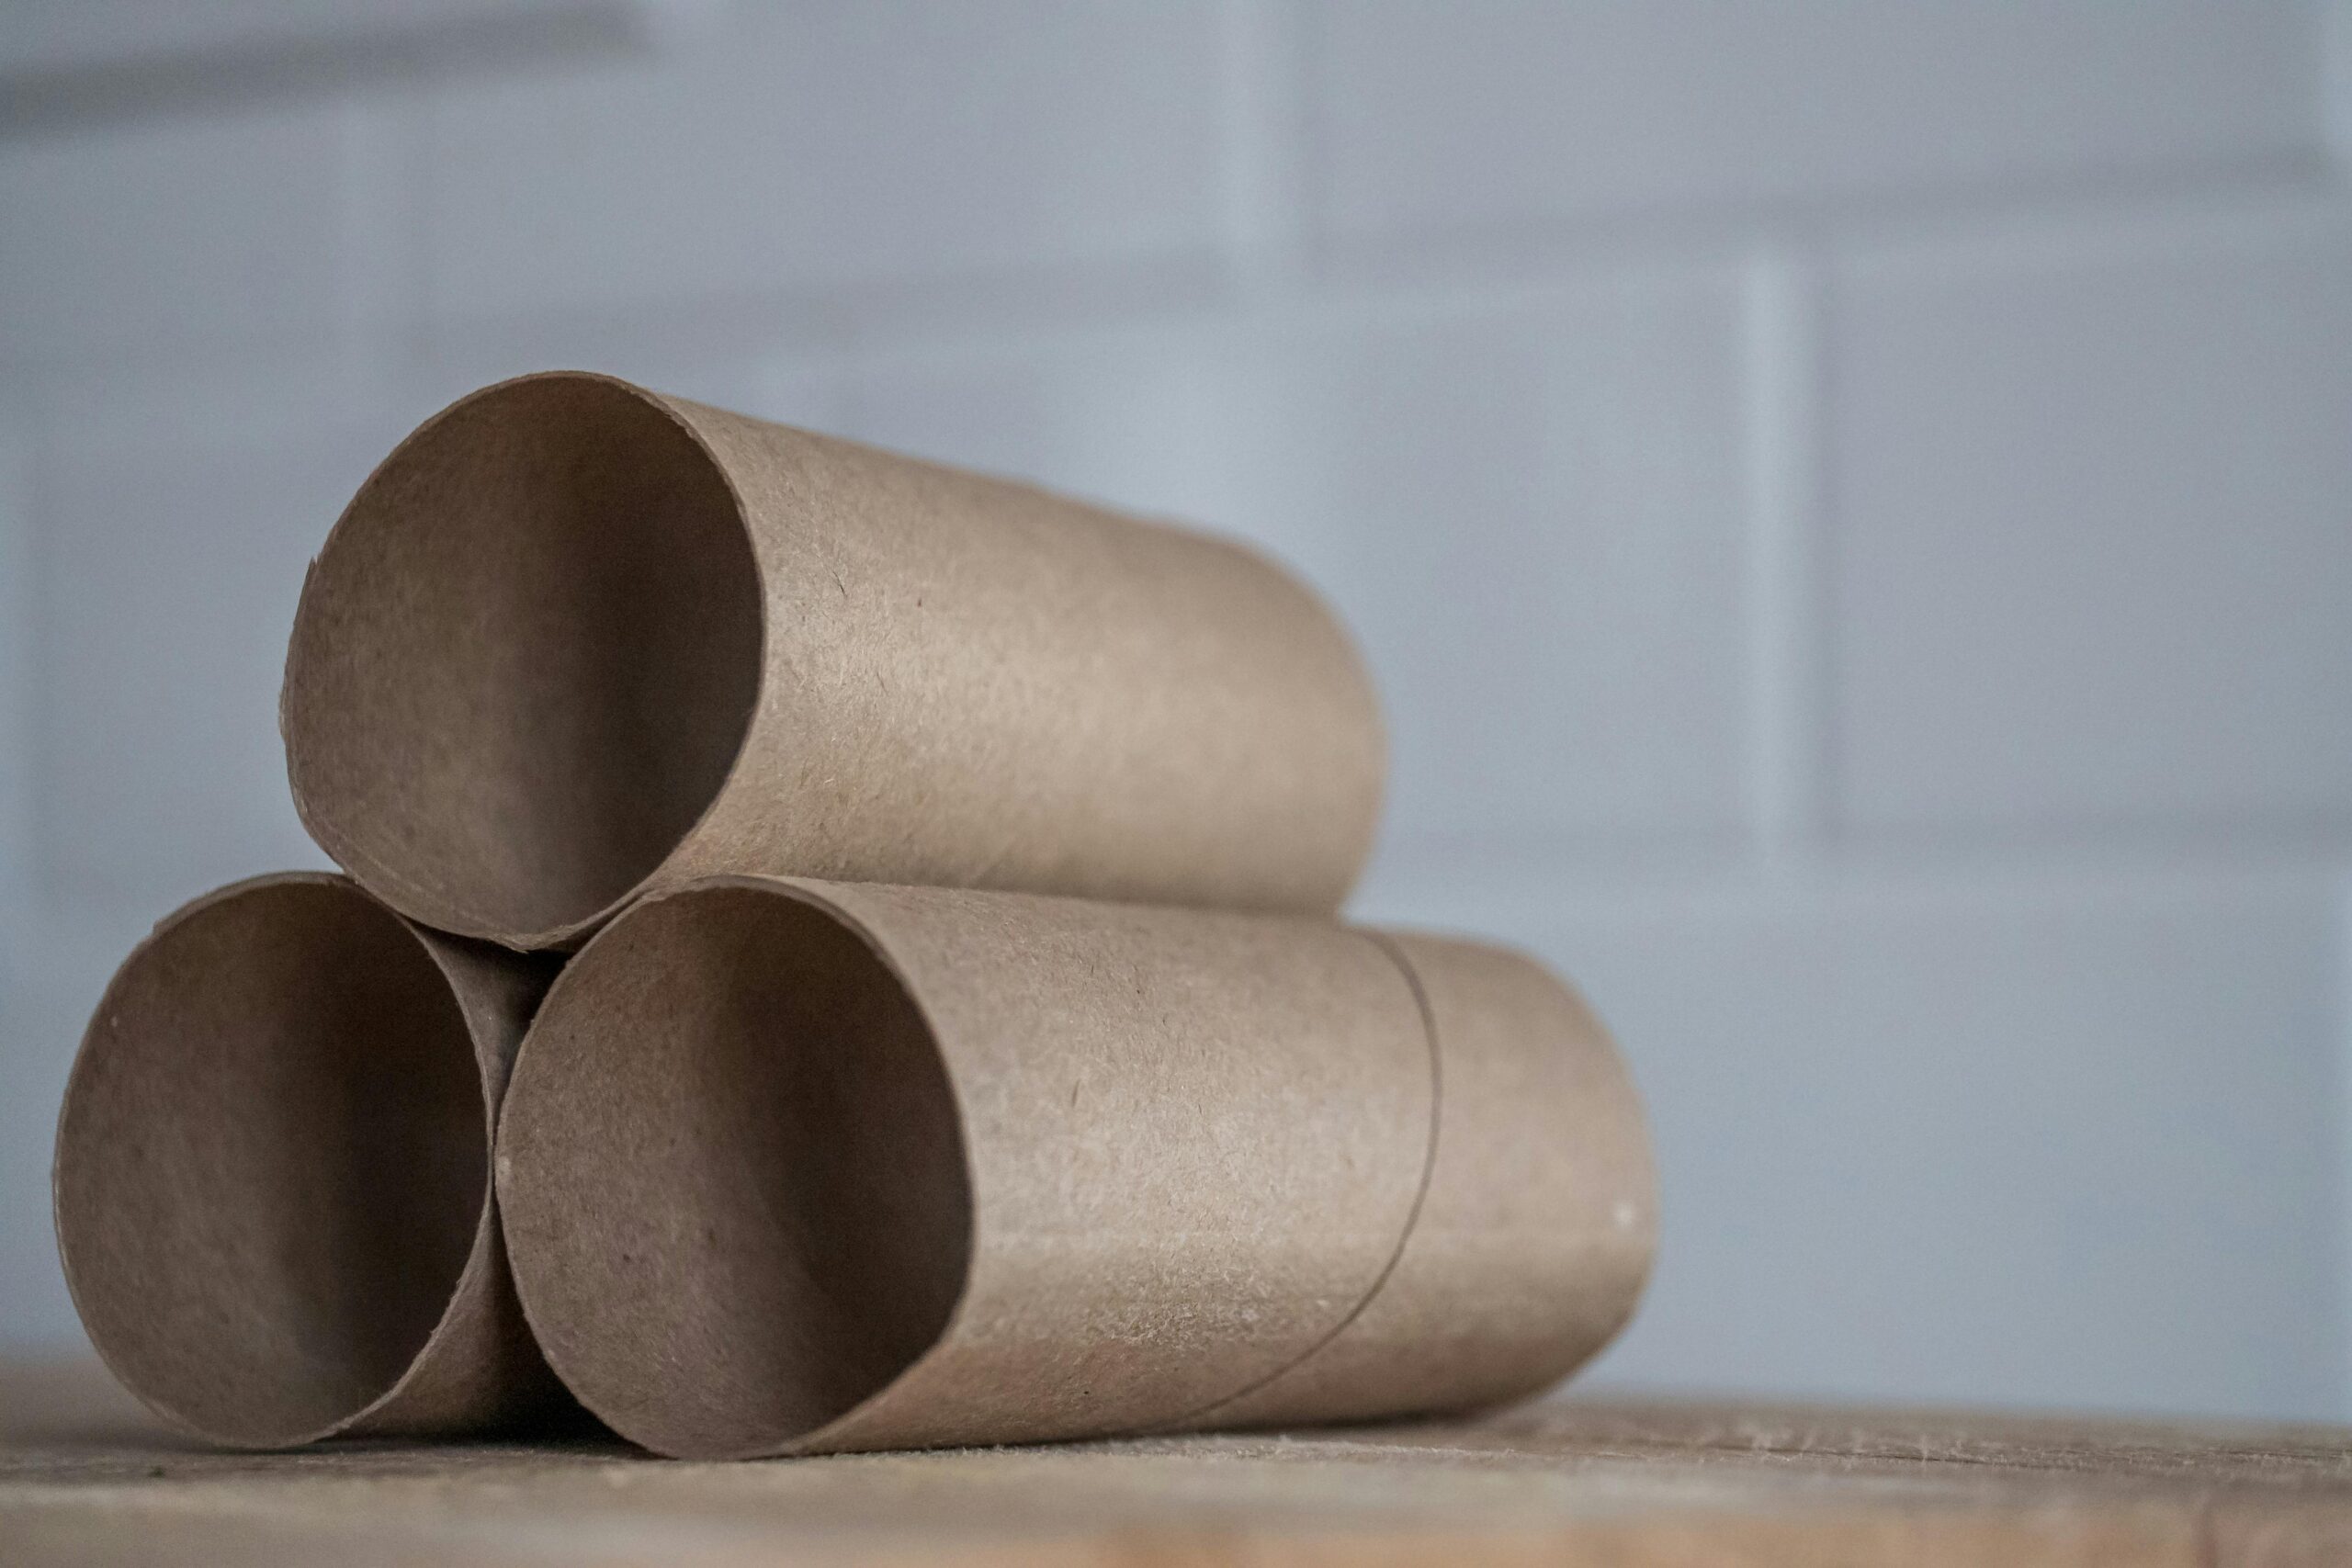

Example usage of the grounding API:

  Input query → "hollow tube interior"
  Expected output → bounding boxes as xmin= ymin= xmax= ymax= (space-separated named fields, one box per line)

xmin=497 ymin=882 xmax=973 ymax=1459
xmin=54 ymin=878 xmax=487 ymax=1446
xmin=282 ymin=373 xmax=764 ymax=943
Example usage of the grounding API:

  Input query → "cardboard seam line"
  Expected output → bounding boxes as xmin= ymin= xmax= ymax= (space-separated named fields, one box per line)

xmin=1147 ymin=928 xmax=1446 ymax=1433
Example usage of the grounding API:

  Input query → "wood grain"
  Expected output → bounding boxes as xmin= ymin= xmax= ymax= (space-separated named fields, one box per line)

xmin=6 ymin=1359 xmax=2351 ymax=1565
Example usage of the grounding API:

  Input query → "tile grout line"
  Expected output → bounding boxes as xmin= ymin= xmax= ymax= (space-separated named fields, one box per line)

xmin=0 ymin=426 xmax=34 ymax=931
xmin=337 ymin=90 xmax=428 ymax=420
xmin=1740 ymin=242 xmax=1830 ymax=880
xmin=2326 ymin=0 xmax=2352 ymax=174
xmin=2337 ymin=883 xmax=2352 ymax=1420
xmin=1218 ymin=0 xmax=1311 ymax=308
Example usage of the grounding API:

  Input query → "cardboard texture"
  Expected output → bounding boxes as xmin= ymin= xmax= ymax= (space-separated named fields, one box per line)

xmin=281 ymin=371 xmax=1385 ymax=952
xmin=496 ymin=876 xmax=1655 ymax=1460
xmin=52 ymin=873 xmax=568 ymax=1448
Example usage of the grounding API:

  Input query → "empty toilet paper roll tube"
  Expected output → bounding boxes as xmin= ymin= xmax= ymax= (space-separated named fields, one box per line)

xmin=52 ymin=873 xmax=568 ymax=1448
xmin=495 ymin=875 xmax=1655 ymax=1459
xmin=281 ymin=371 xmax=1385 ymax=952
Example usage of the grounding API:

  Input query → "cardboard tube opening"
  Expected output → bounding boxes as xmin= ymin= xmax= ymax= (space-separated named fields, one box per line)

xmin=282 ymin=373 xmax=763 ymax=944
xmin=499 ymin=883 xmax=973 ymax=1460
xmin=54 ymin=878 xmax=490 ymax=1447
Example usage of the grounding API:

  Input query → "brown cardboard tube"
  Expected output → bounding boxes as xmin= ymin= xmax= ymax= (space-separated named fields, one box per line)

xmin=495 ymin=876 xmax=1654 ymax=1459
xmin=52 ymin=873 xmax=567 ymax=1448
xmin=1165 ymin=931 xmax=1657 ymax=1430
xmin=280 ymin=371 xmax=1385 ymax=952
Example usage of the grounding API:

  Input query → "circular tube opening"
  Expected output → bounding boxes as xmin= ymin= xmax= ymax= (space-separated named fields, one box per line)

xmin=282 ymin=373 xmax=764 ymax=946
xmin=498 ymin=881 xmax=973 ymax=1459
xmin=53 ymin=876 xmax=489 ymax=1447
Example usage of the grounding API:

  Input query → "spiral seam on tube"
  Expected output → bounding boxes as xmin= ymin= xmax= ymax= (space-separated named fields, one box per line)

xmin=1144 ymin=927 xmax=1444 ymax=1431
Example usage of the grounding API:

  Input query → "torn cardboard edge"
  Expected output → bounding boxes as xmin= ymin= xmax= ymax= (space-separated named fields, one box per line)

xmin=52 ymin=873 xmax=570 ymax=1449
xmin=497 ymin=875 xmax=1655 ymax=1459
xmin=282 ymin=371 xmax=1385 ymax=953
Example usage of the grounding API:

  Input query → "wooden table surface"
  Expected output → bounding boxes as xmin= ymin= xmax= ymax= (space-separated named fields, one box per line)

xmin=7 ymin=1358 xmax=2352 ymax=1566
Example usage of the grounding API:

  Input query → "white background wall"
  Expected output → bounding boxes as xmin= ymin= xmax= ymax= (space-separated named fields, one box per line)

xmin=5 ymin=1 xmax=2352 ymax=1422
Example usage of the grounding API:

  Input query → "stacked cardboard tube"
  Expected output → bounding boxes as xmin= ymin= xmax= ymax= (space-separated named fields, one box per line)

xmin=53 ymin=371 xmax=1657 ymax=1458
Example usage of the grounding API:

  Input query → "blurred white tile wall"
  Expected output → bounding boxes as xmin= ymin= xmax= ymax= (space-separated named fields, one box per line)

xmin=4 ymin=0 xmax=2349 ymax=1421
